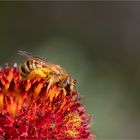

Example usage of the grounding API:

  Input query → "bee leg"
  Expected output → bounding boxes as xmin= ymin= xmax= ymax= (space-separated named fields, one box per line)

xmin=62 ymin=88 xmax=67 ymax=96
xmin=47 ymin=80 xmax=53 ymax=92
xmin=46 ymin=74 xmax=60 ymax=92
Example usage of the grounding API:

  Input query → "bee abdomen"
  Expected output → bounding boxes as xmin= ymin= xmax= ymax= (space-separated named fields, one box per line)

xmin=19 ymin=60 xmax=33 ymax=77
xmin=24 ymin=61 xmax=32 ymax=72
xmin=19 ymin=65 xmax=29 ymax=77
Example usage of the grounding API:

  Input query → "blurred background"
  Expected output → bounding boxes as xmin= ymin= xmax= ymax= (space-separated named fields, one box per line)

xmin=0 ymin=1 xmax=140 ymax=139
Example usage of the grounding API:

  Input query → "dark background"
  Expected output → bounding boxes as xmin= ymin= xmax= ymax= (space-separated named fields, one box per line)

xmin=0 ymin=2 xmax=140 ymax=139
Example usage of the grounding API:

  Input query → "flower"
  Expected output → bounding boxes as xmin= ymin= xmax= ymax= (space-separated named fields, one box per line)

xmin=0 ymin=65 xmax=94 ymax=139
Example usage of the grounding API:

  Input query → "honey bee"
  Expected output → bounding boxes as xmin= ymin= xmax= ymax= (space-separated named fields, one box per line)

xmin=18 ymin=50 xmax=76 ymax=92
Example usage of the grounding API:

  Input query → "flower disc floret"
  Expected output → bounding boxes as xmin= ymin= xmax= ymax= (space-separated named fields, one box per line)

xmin=0 ymin=66 xmax=94 ymax=140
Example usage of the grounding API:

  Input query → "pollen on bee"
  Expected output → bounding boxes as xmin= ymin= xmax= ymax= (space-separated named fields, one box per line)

xmin=26 ymin=67 xmax=52 ymax=79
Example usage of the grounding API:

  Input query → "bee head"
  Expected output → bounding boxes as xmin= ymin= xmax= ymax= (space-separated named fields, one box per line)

xmin=63 ymin=77 xmax=76 ymax=92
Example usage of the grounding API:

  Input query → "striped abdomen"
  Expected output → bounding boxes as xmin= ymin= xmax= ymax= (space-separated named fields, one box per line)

xmin=19 ymin=59 xmax=45 ymax=77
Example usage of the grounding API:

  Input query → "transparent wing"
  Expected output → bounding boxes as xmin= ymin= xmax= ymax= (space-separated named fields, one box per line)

xmin=18 ymin=50 xmax=34 ymax=59
xmin=18 ymin=50 xmax=49 ymax=62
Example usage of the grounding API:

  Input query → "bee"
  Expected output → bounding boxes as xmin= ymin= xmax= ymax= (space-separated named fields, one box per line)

xmin=18 ymin=50 xmax=76 ymax=92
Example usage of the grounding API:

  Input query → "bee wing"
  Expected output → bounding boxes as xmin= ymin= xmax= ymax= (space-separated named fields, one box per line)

xmin=18 ymin=50 xmax=52 ymax=67
xmin=18 ymin=50 xmax=50 ymax=62
xmin=18 ymin=50 xmax=34 ymax=59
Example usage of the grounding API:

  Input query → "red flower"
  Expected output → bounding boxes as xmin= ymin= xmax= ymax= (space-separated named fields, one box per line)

xmin=0 ymin=65 xmax=94 ymax=140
